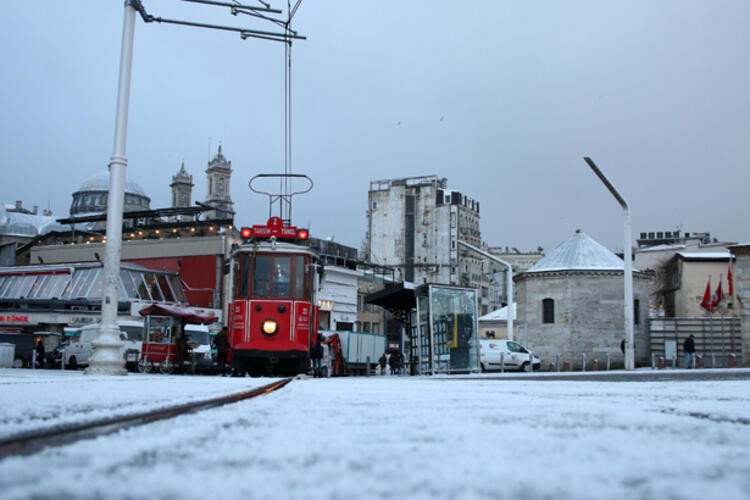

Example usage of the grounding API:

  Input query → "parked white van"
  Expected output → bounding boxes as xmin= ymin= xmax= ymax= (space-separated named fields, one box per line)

xmin=479 ymin=339 xmax=541 ymax=372
xmin=63 ymin=320 xmax=144 ymax=370
xmin=184 ymin=323 xmax=213 ymax=374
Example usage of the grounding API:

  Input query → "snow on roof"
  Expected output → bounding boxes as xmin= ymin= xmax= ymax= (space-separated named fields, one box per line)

xmin=677 ymin=251 xmax=732 ymax=260
xmin=0 ymin=207 xmax=66 ymax=237
xmin=527 ymin=231 xmax=624 ymax=273
xmin=636 ymin=243 xmax=686 ymax=253
xmin=479 ymin=303 xmax=515 ymax=321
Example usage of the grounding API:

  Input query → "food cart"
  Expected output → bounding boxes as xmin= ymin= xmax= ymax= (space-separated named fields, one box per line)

xmin=138 ymin=304 xmax=217 ymax=374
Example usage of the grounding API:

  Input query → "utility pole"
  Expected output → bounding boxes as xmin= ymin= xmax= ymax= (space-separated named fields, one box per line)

xmin=86 ymin=0 xmax=304 ymax=375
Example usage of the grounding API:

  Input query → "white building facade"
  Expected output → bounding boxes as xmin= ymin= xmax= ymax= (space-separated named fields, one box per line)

xmin=366 ymin=176 xmax=483 ymax=292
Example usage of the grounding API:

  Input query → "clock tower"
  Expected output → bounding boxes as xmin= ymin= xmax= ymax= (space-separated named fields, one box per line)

xmin=204 ymin=145 xmax=234 ymax=220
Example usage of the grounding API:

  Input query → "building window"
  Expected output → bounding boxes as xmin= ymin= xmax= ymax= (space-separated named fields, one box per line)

xmin=542 ymin=298 xmax=555 ymax=324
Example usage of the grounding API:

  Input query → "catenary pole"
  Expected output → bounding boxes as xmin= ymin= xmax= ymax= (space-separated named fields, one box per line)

xmin=457 ymin=240 xmax=513 ymax=341
xmin=86 ymin=2 xmax=137 ymax=375
xmin=584 ymin=157 xmax=635 ymax=371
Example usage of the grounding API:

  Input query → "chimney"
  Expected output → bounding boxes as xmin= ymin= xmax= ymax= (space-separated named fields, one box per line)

xmin=15 ymin=200 xmax=22 ymax=210
xmin=32 ymin=205 xmax=38 ymax=215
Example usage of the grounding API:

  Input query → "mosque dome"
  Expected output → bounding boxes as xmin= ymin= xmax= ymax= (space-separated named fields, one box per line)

xmin=70 ymin=173 xmax=151 ymax=216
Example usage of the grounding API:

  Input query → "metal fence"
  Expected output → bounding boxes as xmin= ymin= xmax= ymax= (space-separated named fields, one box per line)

xmin=648 ymin=317 xmax=742 ymax=368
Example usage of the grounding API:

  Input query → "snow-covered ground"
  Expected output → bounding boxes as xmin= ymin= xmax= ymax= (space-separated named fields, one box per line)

xmin=1 ymin=368 xmax=749 ymax=500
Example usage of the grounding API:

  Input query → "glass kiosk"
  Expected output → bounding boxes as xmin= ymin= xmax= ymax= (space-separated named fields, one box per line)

xmin=411 ymin=284 xmax=479 ymax=375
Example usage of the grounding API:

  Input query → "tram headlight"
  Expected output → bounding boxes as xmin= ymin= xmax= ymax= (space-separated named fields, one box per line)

xmin=261 ymin=318 xmax=279 ymax=336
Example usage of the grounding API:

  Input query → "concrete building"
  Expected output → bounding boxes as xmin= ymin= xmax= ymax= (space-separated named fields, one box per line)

xmin=660 ymin=251 xmax=734 ymax=318
xmin=728 ymin=243 xmax=749 ymax=366
xmin=515 ymin=231 xmax=652 ymax=369
xmin=485 ymin=247 xmax=544 ymax=314
xmin=634 ymin=229 xmax=735 ymax=312
xmin=367 ymin=176 xmax=491 ymax=308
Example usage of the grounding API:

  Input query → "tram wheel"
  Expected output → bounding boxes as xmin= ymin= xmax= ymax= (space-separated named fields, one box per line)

xmin=137 ymin=358 xmax=153 ymax=373
xmin=160 ymin=360 xmax=174 ymax=374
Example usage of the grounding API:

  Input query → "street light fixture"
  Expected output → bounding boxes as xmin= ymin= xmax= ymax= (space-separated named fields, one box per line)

xmin=457 ymin=241 xmax=514 ymax=341
xmin=584 ymin=157 xmax=635 ymax=370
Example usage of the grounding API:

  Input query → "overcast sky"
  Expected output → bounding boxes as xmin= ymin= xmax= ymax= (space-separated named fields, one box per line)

xmin=1 ymin=1 xmax=748 ymax=253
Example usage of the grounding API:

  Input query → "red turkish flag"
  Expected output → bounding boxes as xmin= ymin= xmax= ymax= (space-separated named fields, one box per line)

xmin=700 ymin=278 xmax=713 ymax=312
xmin=728 ymin=265 xmax=733 ymax=297
xmin=712 ymin=277 xmax=724 ymax=309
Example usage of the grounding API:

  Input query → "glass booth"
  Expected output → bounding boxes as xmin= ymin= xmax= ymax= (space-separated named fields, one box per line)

xmin=411 ymin=284 xmax=479 ymax=375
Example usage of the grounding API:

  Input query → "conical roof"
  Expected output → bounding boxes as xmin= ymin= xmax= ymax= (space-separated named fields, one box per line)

xmin=527 ymin=231 xmax=624 ymax=273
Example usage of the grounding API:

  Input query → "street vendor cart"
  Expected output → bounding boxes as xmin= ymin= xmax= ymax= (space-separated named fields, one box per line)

xmin=137 ymin=304 xmax=217 ymax=374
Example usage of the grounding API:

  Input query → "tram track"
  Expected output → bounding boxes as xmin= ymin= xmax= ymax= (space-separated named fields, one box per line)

xmin=0 ymin=377 xmax=293 ymax=459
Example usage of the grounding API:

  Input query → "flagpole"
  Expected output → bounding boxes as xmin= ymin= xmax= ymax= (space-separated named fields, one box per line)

xmin=710 ymin=273 xmax=713 ymax=368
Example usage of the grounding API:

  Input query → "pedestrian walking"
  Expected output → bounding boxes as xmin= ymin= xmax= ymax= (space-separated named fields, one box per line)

xmin=310 ymin=333 xmax=324 ymax=377
xmin=378 ymin=353 xmax=387 ymax=375
xmin=683 ymin=334 xmax=696 ymax=369
xmin=34 ymin=337 xmax=45 ymax=369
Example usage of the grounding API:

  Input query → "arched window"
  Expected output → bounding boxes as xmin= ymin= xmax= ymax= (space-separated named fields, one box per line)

xmin=542 ymin=298 xmax=555 ymax=324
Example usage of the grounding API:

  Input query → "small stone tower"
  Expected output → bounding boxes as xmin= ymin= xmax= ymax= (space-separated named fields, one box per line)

xmin=170 ymin=161 xmax=194 ymax=210
xmin=204 ymin=145 xmax=234 ymax=220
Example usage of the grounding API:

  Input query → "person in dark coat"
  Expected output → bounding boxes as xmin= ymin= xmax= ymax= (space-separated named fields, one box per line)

xmin=35 ymin=337 xmax=46 ymax=369
xmin=683 ymin=334 xmax=696 ymax=369
xmin=310 ymin=333 xmax=324 ymax=377
xmin=378 ymin=353 xmax=387 ymax=375
xmin=214 ymin=327 xmax=230 ymax=374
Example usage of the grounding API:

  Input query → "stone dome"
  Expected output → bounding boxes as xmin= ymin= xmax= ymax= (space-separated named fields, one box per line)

xmin=70 ymin=173 xmax=151 ymax=216
xmin=527 ymin=231 xmax=625 ymax=273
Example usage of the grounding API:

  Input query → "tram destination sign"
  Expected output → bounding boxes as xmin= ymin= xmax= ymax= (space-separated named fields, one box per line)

xmin=242 ymin=217 xmax=308 ymax=241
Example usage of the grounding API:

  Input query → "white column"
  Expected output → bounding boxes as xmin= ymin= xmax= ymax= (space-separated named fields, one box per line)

xmin=86 ymin=3 xmax=137 ymax=375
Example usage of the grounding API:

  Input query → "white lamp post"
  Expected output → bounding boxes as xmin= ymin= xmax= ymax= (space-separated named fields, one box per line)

xmin=457 ymin=240 xmax=513 ymax=341
xmin=584 ymin=157 xmax=635 ymax=371
xmin=86 ymin=2 xmax=137 ymax=375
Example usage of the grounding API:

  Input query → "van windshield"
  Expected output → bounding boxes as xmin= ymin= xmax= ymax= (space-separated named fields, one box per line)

xmin=187 ymin=330 xmax=210 ymax=346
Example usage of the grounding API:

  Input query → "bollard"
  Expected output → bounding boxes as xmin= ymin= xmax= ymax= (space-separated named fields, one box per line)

xmin=32 ymin=350 xmax=36 ymax=370
xmin=651 ymin=353 xmax=656 ymax=370
xmin=500 ymin=353 xmax=505 ymax=374
xmin=711 ymin=353 xmax=716 ymax=369
xmin=581 ymin=353 xmax=586 ymax=372
xmin=528 ymin=353 xmax=534 ymax=372
xmin=61 ymin=348 xmax=65 ymax=371
xmin=728 ymin=353 xmax=737 ymax=368
xmin=366 ymin=356 xmax=370 ymax=377
xmin=671 ymin=354 xmax=677 ymax=369
xmin=555 ymin=355 xmax=560 ymax=372
xmin=606 ymin=353 xmax=611 ymax=371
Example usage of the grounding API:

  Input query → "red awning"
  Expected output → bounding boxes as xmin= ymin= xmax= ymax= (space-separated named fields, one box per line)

xmin=138 ymin=304 xmax=217 ymax=324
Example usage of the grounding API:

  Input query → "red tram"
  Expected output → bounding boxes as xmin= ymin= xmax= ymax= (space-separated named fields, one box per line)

xmin=227 ymin=216 xmax=320 ymax=376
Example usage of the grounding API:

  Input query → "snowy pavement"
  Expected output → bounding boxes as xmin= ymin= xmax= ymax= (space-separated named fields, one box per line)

xmin=1 ymin=368 xmax=749 ymax=499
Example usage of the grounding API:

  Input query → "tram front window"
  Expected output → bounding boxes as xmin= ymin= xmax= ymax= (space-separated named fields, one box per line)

xmin=253 ymin=256 xmax=271 ymax=296
xmin=274 ymin=257 xmax=292 ymax=297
